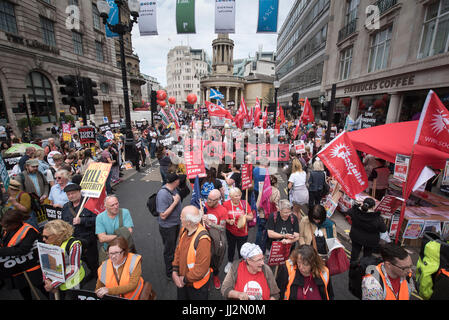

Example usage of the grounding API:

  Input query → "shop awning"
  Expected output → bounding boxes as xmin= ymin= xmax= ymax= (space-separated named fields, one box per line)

xmin=346 ymin=120 xmax=449 ymax=199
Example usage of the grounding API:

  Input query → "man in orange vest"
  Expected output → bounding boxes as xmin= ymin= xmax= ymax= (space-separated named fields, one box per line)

xmin=172 ymin=205 xmax=212 ymax=300
xmin=362 ymin=243 xmax=415 ymax=300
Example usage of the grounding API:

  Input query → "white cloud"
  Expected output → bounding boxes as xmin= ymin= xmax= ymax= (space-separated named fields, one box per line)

xmin=131 ymin=0 xmax=291 ymax=87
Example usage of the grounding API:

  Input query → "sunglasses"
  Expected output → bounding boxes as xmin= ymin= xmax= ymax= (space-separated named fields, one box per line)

xmin=42 ymin=234 xmax=52 ymax=240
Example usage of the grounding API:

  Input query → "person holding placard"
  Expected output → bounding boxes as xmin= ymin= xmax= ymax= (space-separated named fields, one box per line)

xmin=42 ymin=219 xmax=85 ymax=299
xmin=223 ymin=188 xmax=253 ymax=274
xmin=276 ymin=245 xmax=334 ymax=300
xmin=221 ymin=243 xmax=280 ymax=300
xmin=0 ymin=209 xmax=47 ymax=300
xmin=266 ymin=200 xmax=299 ymax=255
xmin=62 ymin=184 xmax=98 ymax=282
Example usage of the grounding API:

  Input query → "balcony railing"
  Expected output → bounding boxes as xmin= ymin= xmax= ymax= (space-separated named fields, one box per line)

xmin=338 ymin=18 xmax=358 ymax=42
xmin=375 ymin=0 xmax=398 ymax=15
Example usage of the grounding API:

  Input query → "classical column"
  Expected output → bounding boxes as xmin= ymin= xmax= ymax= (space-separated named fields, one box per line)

xmin=234 ymin=87 xmax=238 ymax=108
xmin=226 ymin=86 xmax=230 ymax=104
xmin=386 ymin=93 xmax=402 ymax=124
xmin=350 ymin=96 xmax=359 ymax=121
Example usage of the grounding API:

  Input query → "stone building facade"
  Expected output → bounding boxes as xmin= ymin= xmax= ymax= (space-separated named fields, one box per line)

xmin=0 ymin=0 xmax=126 ymax=137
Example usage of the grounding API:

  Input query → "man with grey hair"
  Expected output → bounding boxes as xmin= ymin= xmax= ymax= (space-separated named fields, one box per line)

xmin=95 ymin=195 xmax=134 ymax=262
xmin=266 ymin=199 xmax=299 ymax=254
xmin=172 ymin=205 xmax=212 ymax=300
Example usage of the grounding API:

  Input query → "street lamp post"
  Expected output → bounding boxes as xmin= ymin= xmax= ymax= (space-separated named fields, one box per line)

xmin=273 ymin=80 xmax=280 ymax=124
xmin=98 ymin=0 xmax=140 ymax=160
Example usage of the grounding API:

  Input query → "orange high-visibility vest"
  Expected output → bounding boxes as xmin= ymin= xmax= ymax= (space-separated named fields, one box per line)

xmin=5 ymin=223 xmax=40 ymax=275
xmin=283 ymin=259 xmax=330 ymax=300
xmin=182 ymin=224 xmax=212 ymax=289
xmin=376 ymin=263 xmax=410 ymax=300
xmin=98 ymin=253 xmax=144 ymax=300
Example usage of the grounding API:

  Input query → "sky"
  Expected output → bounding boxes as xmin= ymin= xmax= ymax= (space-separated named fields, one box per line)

xmin=130 ymin=0 xmax=292 ymax=87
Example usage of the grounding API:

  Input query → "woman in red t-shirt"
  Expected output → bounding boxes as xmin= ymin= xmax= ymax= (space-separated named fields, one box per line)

xmin=222 ymin=188 xmax=253 ymax=274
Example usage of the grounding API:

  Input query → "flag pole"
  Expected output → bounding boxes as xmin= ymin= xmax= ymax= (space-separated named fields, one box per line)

xmin=75 ymin=196 xmax=89 ymax=219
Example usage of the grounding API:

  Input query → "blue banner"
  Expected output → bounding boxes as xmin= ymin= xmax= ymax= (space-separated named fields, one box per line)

xmin=105 ymin=0 xmax=119 ymax=38
xmin=257 ymin=0 xmax=279 ymax=33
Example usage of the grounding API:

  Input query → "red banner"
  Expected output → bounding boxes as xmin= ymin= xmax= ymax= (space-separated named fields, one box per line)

xmin=241 ymin=164 xmax=253 ymax=190
xmin=317 ymin=132 xmax=368 ymax=199
xmin=375 ymin=195 xmax=403 ymax=217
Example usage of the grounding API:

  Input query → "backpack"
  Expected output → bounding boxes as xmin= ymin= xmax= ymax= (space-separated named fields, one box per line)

xmin=200 ymin=182 xmax=215 ymax=200
xmin=147 ymin=187 xmax=172 ymax=217
xmin=416 ymin=232 xmax=449 ymax=299
xmin=190 ymin=226 xmax=226 ymax=272
xmin=348 ymin=255 xmax=383 ymax=299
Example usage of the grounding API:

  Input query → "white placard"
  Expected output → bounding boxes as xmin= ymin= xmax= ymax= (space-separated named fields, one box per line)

xmin=37 ymin=242 xmax=66 ymax=283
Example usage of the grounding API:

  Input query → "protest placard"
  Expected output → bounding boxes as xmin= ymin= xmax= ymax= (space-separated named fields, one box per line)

xmin=37 ymin=242 xmax=66 ymax=283
xmin=241 ymin=164 xmax=252 ymax=190
xmin=80 ymin=162 xmax=112 ymax=198
xmin=394 ymin=154 xmax=410 ymax=183
xmin=294 ymin=140 xmax=305 ymax=154
xmin=43 ymin=204 xmax=63 ymax=221
xmin=67 ymin=289 xmax=125 ymax=300
xmin=389 ymin=215 xmax=400 ymax=238
xmin=403 ymin=220 xmax=425 ymax=239
xmin=443 ymin=160 xmax=449 ymax=186
xmin=268 ymin=241 xmax=292 ymax=266
xmin=78 ymin=126 xmax=96 ymax=144
xmin=62 ymin=123 xmax=72 ymax=142
xmin=375 ymin=195 xmax=403 ymax=218
xmin=184 ymin=138 xmax=206 ymax=179
xmin=0 ymin=239 xmax=39 ymax=277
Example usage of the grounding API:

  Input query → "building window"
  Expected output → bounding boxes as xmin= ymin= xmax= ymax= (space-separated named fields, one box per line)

xmin=92 ymin=4 xmax=101 ymax=30
xmin=339 ymin=46 xmax=353 ymax=80
xmin=368 ymin=26 xmax=392 ymax=73
xmin=345 ymin=0 xmax=359 ymax=25
xmin=26 ymin=72 xmax=56 ymax=124
xmin=40 ymin=17 xmax=56 ymax=47
xmin=95 ymin=41 xmax=104 ymax=62
xmin=72 ymin=31 xmax=83 ymax=55
xmin=0 ymin=0 xmax=18 ymax=34
xmin=418 ymin=0 xmax=449 ymax=59
xmin=69 ymin=0 xmax=79 ymax=5
xmin=100 ymin=83 xmax=109 ymax=94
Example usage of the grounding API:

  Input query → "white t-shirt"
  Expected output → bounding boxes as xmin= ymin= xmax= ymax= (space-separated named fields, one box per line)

xmin=288 ymin=171 xmax=309 ymax=205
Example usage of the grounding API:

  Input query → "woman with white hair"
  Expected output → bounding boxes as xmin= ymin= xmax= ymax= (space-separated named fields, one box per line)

xmin=222 ymin=188 xmax=254 ymax=274
xmin=49 ymin=169 xmax=73 ymax=208
xmin=221 ymin=242 xmax=280 ymax=300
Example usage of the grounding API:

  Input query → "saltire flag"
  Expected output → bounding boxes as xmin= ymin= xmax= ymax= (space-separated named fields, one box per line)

xmin=169 ymin=106 xmax=180 ymax=129
xmin=159 ymin=108 xmax=171 ymax=126
xmin=210 ymin=88 xmax=225 ymax=100
xmin=300 ymin=97 xmax=315 ymax=125
xmin=84 ymin=187 xmax=107 ymax=215
xmin=191 ymin=175 xmax=201 ymax=209
xmin=205 ymin=101 xmax=234 ymax=120
xmin=317 ymin=132 xmax=368 ymax=199
xmin=414 ymin=90 xmax=449 ymax=154
xmin=253 ymin=98 xmax=262 ymax=127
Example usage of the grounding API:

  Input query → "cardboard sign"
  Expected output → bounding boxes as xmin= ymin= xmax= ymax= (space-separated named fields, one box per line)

xmin=43 ymin=204 xmax=63 ymax=221
xmin=403 ymin=220 xmax=425 ymax=239
xmin=389 ymin=215 xmax=400 ymax=238
xmin=375 ymin=195 xmax=403 ymax=217
xmin=0 ymin=239 xmax=39 ymax=277
xmin=394 ymin=154 xmax=410 ymax=183
xmin=241 ymin=164 xmax=253 ymax=190
xmin=294 ymin=140 xmax=305 ymax=154
xmin=80 ymin=162 xmax=112 ymax=198
xmin=78 ymin=126 xmax=96 ymax=144
xmin=37 ymin=242 xmax=66 ymax=283
xmin=268 ymin=241 xmax=292 ymax=266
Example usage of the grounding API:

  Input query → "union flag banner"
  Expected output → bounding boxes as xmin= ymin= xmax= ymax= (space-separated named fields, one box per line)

xmin=317 ymin=132 xmax=368 ymax=199
xmin=159 ymin=108 xmax=171 ymax=126
xmin=414 ymin=90 xmax=449 ymax=153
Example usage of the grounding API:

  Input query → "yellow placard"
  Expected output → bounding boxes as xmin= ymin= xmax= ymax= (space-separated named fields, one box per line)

xmin=80 ymin=162 xmax=112 ymax=198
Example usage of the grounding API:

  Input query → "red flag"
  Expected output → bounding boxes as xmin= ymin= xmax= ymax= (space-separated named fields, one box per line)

xmin=262 ymin=110 xmax=268 ymax=129
xmin=293 ymin=121 xmax=301 ymax=140
xmin=300 ymin=97 xmax=315 ymax=125
xmin=275 ymin=102 xmax=286 ymax=130
xmin=260 ymin=172 xmax=272 ymax=214
xmin=414 ymin=90 xmax=449 ymax=154
xmin=240 ymin=96 xmax=249 ymax=121
xmin=235 ymin=101 xmax=248 ymax=129
xmin=253 ymin=98 xmax=262 ymax=127
xmin=84 ymin=187 xmax=107 ymax=215
xmin=205 ymin=101 xmax=234 ymax=120
xmin=317 ymin=132 xmax=368 ymax=199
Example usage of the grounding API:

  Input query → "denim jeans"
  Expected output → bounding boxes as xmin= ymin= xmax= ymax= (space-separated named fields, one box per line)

xmin=150 ymin=143 xmax=157 ymax=158
xmin=255 ymin=218 xmax=267 ymax=253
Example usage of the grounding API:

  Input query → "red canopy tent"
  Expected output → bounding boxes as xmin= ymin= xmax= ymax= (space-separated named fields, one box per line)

xmin=346 ymin=120 xmax=449 ymax=241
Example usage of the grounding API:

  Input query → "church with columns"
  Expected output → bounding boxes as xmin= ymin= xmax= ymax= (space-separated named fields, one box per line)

xmin=200 ymin=34 xmax=275 ymax=113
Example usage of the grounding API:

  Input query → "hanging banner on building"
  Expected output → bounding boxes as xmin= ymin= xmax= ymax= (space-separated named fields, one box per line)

xmin=62 ymin=123 xmax=72 ymax=142
xmin=78 ymin=126 xmax=96 ymax=144
xmin=393 ymin=154 xmax=410 ymax=183
xmin=215 ymin=0 xmax=236 ymax=34
xmin=80 ymin=162 xmax=112 ymax=198
xmin=105 ymin=0 xmax=119 ymax=38
xmin=37 ymin=242 xmax=66 ymax=284
xmin=139 ymin=0 xmax=158 ymax=36
xmin=257 ymin=0 xmax=279 ymax=33
xmin=176 ymin=0 xmax=196 ymax=34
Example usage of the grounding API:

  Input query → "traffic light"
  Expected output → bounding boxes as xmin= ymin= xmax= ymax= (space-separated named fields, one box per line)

xmin=150 ymin=90 xmax=158 ymax=113
xmin=291 ymin=93 xmax=299 ymax=106
xmin=58 ymin=75 xmax=84 ymax=113
xmin=83 ymin=77 xmax=99 ymax=115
